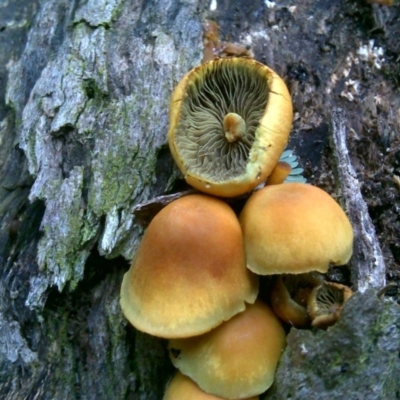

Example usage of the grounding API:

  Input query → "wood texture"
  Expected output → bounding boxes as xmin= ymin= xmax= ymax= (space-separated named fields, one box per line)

xmin=0 ymin=0 xmax=399 ymax=399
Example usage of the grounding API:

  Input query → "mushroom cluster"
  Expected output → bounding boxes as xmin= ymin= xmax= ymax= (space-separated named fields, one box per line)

xmin=240 ymin=183 xmax=354 ymax=329
xmin=120 ymin=56 xmax=354 ymax=399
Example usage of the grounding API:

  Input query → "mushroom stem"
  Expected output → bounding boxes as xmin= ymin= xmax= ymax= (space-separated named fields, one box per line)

xmin=266 ymin=162 xmax=292 ymax=186
xmin=223 ymin=113 xmax=246 ymax=143
xmin=270 ymin=273 xmax=324 ymax=328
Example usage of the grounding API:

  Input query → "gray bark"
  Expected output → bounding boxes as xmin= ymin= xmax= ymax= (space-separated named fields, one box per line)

xmin=0 ymin=0 xmax=399 ymax=399
xmin=331 ymin=109 xmax=386 ymax=292
xmin=265 ymin=290 xmax=400 ymax=400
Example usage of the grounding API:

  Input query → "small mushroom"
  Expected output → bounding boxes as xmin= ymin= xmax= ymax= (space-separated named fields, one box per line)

xmin=163 ymin=372 xmax=259 ymax=400
xmin=168 ymin=300 xmax=286 ymax=399
xmin=239 ymin=183 xmax=354 ymax=275
xmin=307 ymin=281 xmax=353 ymax=329
xmin=270 ymin=273 xmax=325 ymax=328
xmin=120 ymin=194 xmax=258 ymax=338
xmin=265 ymin=161 xmax=292 ymax=186
xmin=168 ymin=57 xmax=293 ymax=197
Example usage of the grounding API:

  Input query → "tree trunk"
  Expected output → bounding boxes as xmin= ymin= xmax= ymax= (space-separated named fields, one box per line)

xmin=0 ymin=0 xmax=399 ymax=399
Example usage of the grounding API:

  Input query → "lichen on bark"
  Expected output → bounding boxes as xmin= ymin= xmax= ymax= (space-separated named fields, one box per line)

xmin=265 ymin=291 xmax=400 ymax=400
xmin=1 ymin=0 xmax=400 ymax=399
xmin=7 ymin=0 xmax=204 ymax=309
xmin=1 ymin=0 xmax=204 ymax=398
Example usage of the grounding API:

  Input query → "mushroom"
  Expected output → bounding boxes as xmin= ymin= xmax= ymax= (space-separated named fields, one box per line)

xmin=163 ymin=372 xmax=259 ymax=400
xmin=270 ymin=273 xmax=325 ymax=328
xmin=168 ymin=300 xmax=286 ymax=399
xmin=239 ymin=183 xmax=354 ymax=275
xmin=168 ymin=57 xmax=293 ymax=197
xmin=265 ymin=161 xmax=292 ymax=186
xmin=120 ymin=194 xmax=258 ymax=338
xmin=307 ymin=281 xmax=353 ymax=329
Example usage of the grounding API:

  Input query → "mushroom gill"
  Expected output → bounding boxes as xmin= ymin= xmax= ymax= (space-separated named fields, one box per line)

xmin=270 ymin=273 xmax=324 ymax=328
xmin=168 ymin=57 xmax=293 ymax=197
xmin=308 ymin=282 xmax=353 ymax=329
xmin=175 ymin=59 xmax=268 ymax=180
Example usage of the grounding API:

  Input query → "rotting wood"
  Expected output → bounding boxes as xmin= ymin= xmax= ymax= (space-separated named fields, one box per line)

xmin=1 ymin=0 xmax=400 ymax=399
xmin=331 ymin=108 xmax=386 ymax=292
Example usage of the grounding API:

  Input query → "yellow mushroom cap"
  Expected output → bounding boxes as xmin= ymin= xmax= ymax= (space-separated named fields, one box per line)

xmin=239 ymin=183 xmax=354 ymax=275
xmin=120 ymin=194 xmax=258 ymax=339
xmin=168 ymin=57 xmax=293 ymax=198
xmin=163 ymin=372 xmax=259 ymax=400
xmin=168 ymin=300 xmax=286 ymax=399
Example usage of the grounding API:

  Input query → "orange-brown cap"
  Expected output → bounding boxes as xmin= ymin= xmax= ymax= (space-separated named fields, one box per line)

xmin=163 ymin=372 xmax=259 ymax=400
xmin=265 ymin=161 xmax=292 ymax=186
xmin=239 ymin=183 xmax=354 ymax=275
xmin=168 ymin=57 xmax=292 ymax=197
xmin=120 ymin=194 xmax=258 ymax=338
xmin=270 ymin=273 xmax=325 ymax=328
xmin=168 ymin=300 xmax=286 ymax=399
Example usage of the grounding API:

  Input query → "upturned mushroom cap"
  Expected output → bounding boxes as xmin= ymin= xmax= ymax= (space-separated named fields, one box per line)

xmin=168 ymin=57 xmax=293 ymax=197
xmin=239 ymin=183 xmax=354 ymax=275
xmin=163 ymin=372 xmax=259 ymax=400
xmin=270 ymin=273 xmax=325 ymax=328
xmin=307 ymin=281 xmax=353 ymax=329
xmin=120 ymin=194 xmax=258 ymax=338
xmin=168 ymin=300 xmax=286 ymax=399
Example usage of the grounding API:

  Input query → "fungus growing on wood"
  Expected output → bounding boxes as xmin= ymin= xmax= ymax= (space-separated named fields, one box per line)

xmin=308 ymin=281 xmax=354 ymax=329
xmin=270 ymin=273 xmax=325 ymax=328
xmin=239 ymin=183 xmax=353 ymax=275
xmin=120 ymin=194 xmax=258 ymax=338
xmin=163 ymin=372 xmax=259 ymax=400
xmin=168 ymin=300 xmax=286 ymax=399
xmin=265 ymin=161 xmax=292 ymax=186
xmin=168 ymin=57 xmax=293 ymax=197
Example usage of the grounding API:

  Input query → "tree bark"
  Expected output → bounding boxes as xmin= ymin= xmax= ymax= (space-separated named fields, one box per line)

xmin=0 ymin=0 xmax=399 ymax=399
